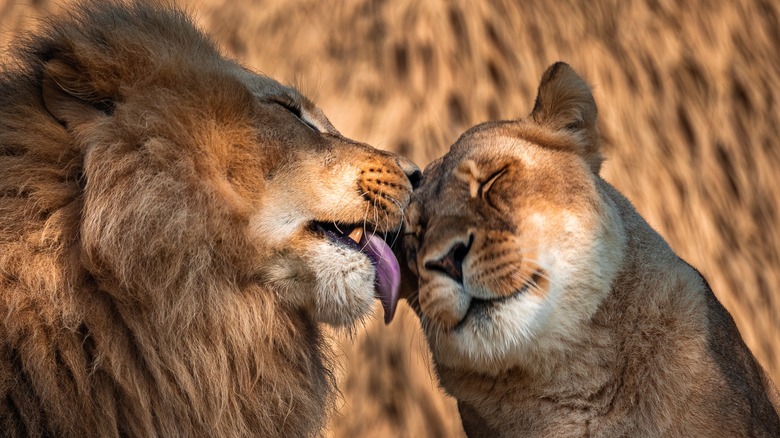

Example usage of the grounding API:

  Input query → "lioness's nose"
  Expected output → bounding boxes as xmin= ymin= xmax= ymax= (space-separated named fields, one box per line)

xmin=396 ymin=157 xmax=422 ymax=189
xmin=423 ymin=235 xmax=473 ymax=284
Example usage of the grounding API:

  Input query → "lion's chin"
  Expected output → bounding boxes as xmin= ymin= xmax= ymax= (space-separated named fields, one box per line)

xmin=298 ymin=239 xmax=379 ymax=327
xmin=312 ymin=222 xmax=401 ymax=324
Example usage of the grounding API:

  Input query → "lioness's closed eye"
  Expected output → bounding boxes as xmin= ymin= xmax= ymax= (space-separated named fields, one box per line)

xmin=403 ymin=62 xmax=780 ymax=437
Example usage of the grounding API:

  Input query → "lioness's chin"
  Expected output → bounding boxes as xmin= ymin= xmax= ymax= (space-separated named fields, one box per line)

xmin=427 ymin=293 xmax=547 ymax=370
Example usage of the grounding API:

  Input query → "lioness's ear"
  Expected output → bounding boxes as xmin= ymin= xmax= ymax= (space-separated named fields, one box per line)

xmin=530 ymin=62 xmax=602 ymax=173
xmin=42 ymin=59 xmax=115 ymax=128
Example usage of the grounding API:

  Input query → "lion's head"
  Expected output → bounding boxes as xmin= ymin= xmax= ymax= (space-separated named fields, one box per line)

xmin=31 ymin=3 xmax=417 ymax=327
xmin=403 ymin=63 xmax=625 ymax=372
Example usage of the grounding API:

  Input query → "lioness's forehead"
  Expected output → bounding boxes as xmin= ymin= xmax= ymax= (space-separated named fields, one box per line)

xmin=424 ymin=135 xmax=528 ymax=181
xmin=414 ymin=122 xmax=589 ymax=219
xmin=424 ymin=118 xmax=583 ymax=183
xmin=443 ymin=122 xmax=531 ymax=163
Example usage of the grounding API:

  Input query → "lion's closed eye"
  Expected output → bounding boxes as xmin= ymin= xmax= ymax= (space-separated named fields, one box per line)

xmin=478 ymin=166 xmax=509 ymax=198
xmin=478 ymin=165 xmax=511 ymax=212
xmin=267 ymin=95 xmax=321 ymax=132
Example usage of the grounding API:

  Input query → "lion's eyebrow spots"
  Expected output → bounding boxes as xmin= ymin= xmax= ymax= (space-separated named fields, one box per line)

xmin=452 ymin=159 xmax=510 ymax=203
xmin=454 ymin=159 xmax=482 ymax=198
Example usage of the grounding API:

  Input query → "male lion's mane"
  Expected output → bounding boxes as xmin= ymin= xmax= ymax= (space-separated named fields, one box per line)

xmin=0 ymin=2 xmax=333 ymax=436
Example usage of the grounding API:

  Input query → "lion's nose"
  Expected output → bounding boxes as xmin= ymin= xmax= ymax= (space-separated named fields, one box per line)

xmin=423 ymin=235 xmax=473 ymax=284
xmin=396 ymin=157 xmax=422 ymax=189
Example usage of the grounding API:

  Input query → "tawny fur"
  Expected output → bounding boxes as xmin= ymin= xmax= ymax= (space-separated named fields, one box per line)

xmin=0 ymin=1 xmax=415 ymax=436
xmin=4 ymin=1 xmax=780 ymax=436
xmin=404 ymin=63 xmax=780 ymax=437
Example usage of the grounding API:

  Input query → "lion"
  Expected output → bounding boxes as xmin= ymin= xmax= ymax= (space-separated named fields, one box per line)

xmin=0 ymin=1 xmax=419 ymax=436
xmin=401 ymin=62 xmax=780 ymax=437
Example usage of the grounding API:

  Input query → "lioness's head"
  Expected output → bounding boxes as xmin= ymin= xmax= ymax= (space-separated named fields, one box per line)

xmin=404 ymin=63 xmax=625 ymax=372
xmin=29 ymin=2 xmax=418 ymax=327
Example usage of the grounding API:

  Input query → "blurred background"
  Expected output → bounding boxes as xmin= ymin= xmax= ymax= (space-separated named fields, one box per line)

xmin=2 ymin=0 xmax=778 ymax=436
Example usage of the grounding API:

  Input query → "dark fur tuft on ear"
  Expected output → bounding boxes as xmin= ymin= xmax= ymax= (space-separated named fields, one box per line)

xmin=531 ymin=62 xmax=602 ymax=173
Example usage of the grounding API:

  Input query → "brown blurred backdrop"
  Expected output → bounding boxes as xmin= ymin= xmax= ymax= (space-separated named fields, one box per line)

xmin=2 ymin=1 xmax=779 ymax=436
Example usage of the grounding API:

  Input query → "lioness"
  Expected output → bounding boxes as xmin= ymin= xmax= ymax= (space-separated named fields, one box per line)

xmin=402 ymin=62 xmax=780 ymax=436
xmin=0 ymin=1 xmax=417 ymax=436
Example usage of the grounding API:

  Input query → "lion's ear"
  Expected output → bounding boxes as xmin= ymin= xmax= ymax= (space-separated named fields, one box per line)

xmin=42 ymin=59 xmax=115 ymax=128
xmin=530 ymin=62 xmax=601 ymax=173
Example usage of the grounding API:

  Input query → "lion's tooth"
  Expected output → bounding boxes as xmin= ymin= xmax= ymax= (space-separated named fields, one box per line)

xmin=348 ymin=227 xmax=364 ymax=243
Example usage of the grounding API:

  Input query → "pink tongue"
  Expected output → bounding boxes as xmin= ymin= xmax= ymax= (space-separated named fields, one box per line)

xmin=362 ymin=233 xmax=401 ymax=324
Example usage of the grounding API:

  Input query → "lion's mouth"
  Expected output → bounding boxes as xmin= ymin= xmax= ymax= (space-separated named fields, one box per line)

xmin=313 ymin=222 xmax=401 ymax=324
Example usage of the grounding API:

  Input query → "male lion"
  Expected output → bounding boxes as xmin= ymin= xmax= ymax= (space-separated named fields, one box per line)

xmin=402 ymin=62 xmax=780 ymax=437
xmin=0 ymin=1 xmax=418 ymax=436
